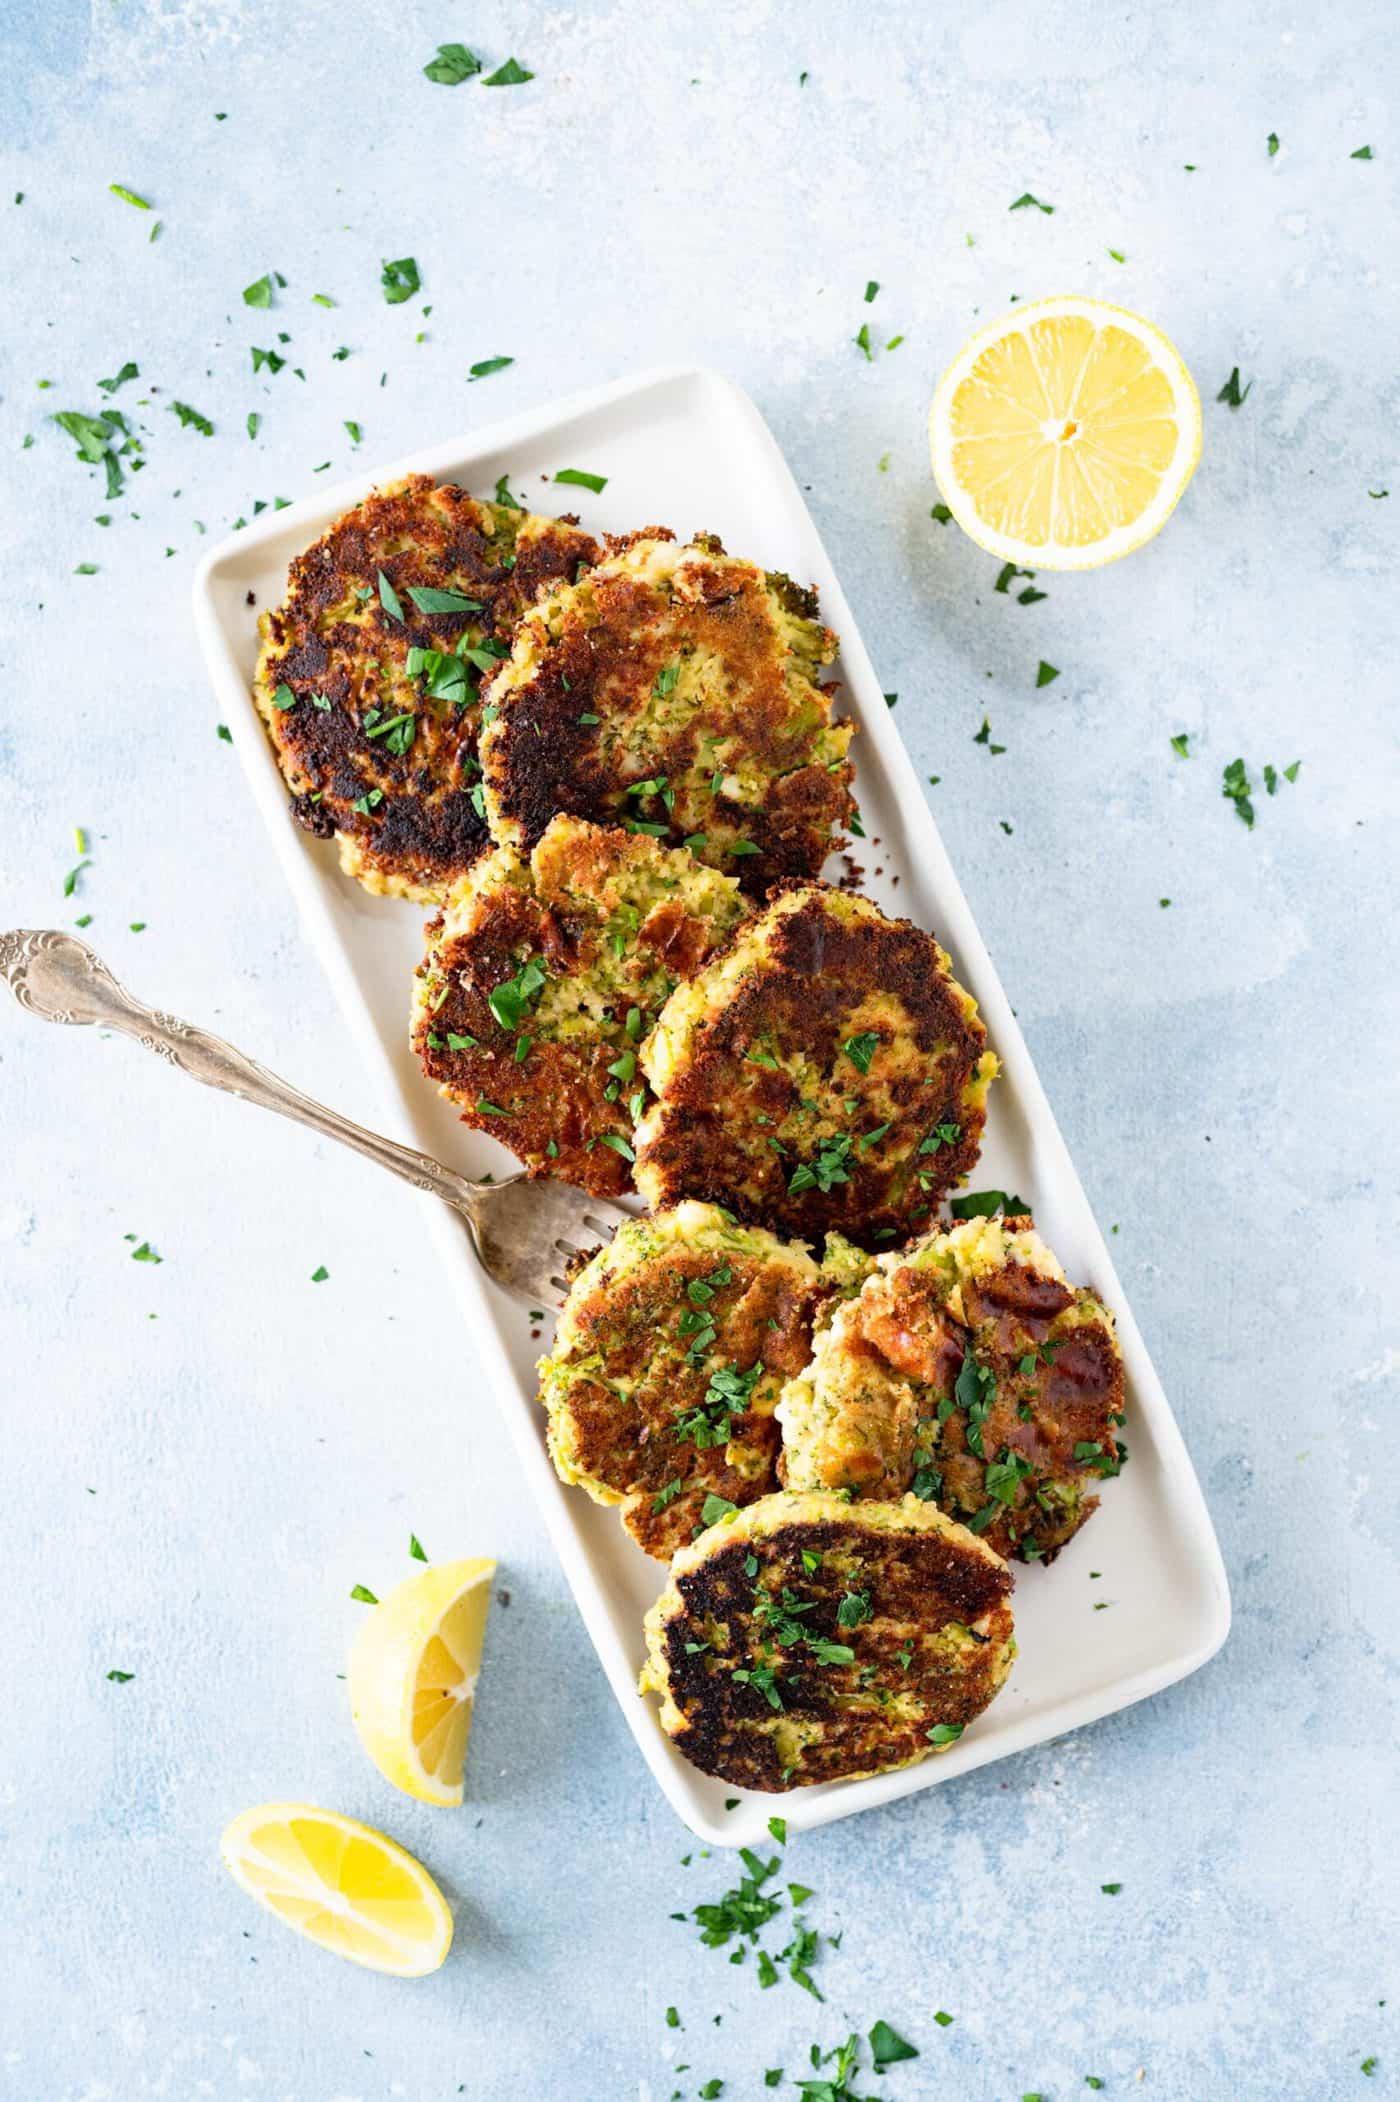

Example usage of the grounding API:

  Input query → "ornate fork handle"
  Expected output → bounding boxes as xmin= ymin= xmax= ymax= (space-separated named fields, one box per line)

xmin=0 ymin=929 xmax=480 ymax=1217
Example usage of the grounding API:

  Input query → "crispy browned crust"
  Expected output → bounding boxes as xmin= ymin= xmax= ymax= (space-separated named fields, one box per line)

xmin=480 ymin=533 xmax=854 ymax=895
xmin=255 ymin=476 xmax=598 ymax=900
xmin=412 ymin=822 xmax=746 ymax=1195
xmin=789 ymin=1223 xmax=1125 ymax=1562
xmin=637 ymin=887 xmax=991 ymax=1246
xmin=656 ymin=1511 xmax=1013 ymax=1790
xmin=550 ymin=1240 xmax=825 ymax=1559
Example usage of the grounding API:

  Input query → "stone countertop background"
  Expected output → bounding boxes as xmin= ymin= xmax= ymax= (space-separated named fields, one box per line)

xmin=1 ymin=2 xmax=1396 ymax=2097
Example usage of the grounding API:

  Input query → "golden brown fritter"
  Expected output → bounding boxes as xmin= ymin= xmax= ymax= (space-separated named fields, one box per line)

xmin=777 ymin=1215 xmax=1125 ymax=1562
xmin=411 ymin=816 xmax=749 ymax=1195
xmin=478 ymin=532 xmax=855 ymax=896
xmin=254 ymin=475 xmax=598 ymax=902
xmin=538 ymin=1204 xmax=865 ymax=1560
xmin=633 ymin=885 xmax=998 ymax=1247
xmin=640 ymin=1491 xmax=1015 ymax=1791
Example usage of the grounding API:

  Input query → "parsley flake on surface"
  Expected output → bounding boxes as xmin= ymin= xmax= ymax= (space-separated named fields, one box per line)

xmin=409 ymin=1533 xmax=428 ymax=1562
xmin=554 ymin=467 xmax=607 ymax=492
xmin=1170 ymin=731 xmax=1191 ymax=757
xmin=170 ymin=401 xmax=214 ymax=436
xmin=310 ymin=1265 xmax=329 ymax=1283
xmin=483 ymin=56 xmax=534 ymax=85
xmin=1010 ymin=191 xmax=1054 ymax=212
xmin=863 ymin=279 xmax=879 ymax=302
xmin=1267 ymin=130 xmax=1280 ymax=156
xmin=1217 ymin=365 xmax=1252 ymax=408
xmin=97 ymin=361 xmax=139 ymax=394
xmin=243 ymin=273 xmax=275 ymax=308
xmin=380 ymin=256 xmax=421 ymax=305
xmin=424 ymin=41 xmax=482 ymax=83
xmin=1035 ymin=659 xmax=1060 ymax=688
xmin=854 ymin=322 xmax=873 ymax=361
xmin=1101 ymin=1881 xmax=1123 ymax=1893
xmin=349 ymin=1584 xmax=378 ymax=1605
xmin=1352 ymin=145 xmax=1375 ymax=159
xmin=1221 ymin=756 xmax=1255 ymax=829
xmin=109 ymin=183 xmax=151 ymax=209
xmin=469 ymin=356 xmax=514 ymax=380
xmin=930 ymin=501 xmax=953 ymax=523
xmin=868 ymin=2021 xmax=918 ymax=2067
xmin=106 ymin=1669 xmax=135 ymax=1682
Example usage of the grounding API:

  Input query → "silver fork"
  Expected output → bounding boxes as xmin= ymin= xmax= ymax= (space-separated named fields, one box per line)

xmin=1 ymin=929 xmax=629 ymax=1311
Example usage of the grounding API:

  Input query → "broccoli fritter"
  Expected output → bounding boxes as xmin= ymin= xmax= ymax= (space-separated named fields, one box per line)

xmin=254 ymin=475 xmax=598 ymax=901
xmin=478 ymin=531 xmax=855 ymax=895
xmin=633 ymin=885 xmax=998 ymax=1247
xmin=640 ymin=1491 xmax=1015 ymax=1791
xmin=412 ymin=816 xmax=749 ymax=1194
xmin=538 ymin=1203 xmax=864 ymax=1558
xmin=777 ymin=1215 xmax=1125 ymax=1562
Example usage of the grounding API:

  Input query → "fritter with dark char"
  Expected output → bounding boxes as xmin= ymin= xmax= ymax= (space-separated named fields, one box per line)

xmin=633 ymin=885 xmax=998 ymax=1246
xmin=412 ymin=816 xmax=749 ymax=1195
xmin=538 ymin=1203 xmax=871 ymax=1559
xmin=478 ymin=532 xmax=855 ymax=895
xmin=640 ymin=1490 xmax=1015 ymax=1790
xmin=777 ymin=1214 xmax=1125 ymax=1562
xmin=254 ymin=475 xmax=598 ymax=901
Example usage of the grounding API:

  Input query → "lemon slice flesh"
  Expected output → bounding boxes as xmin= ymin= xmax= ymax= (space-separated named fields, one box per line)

xmin=930 ymin=296 xmax=1202 ymax=570
xmin=219 ymin=1803 xmax=453 ymax=1976
xmin=349 ymin=1556 xmax=496 ymax=1806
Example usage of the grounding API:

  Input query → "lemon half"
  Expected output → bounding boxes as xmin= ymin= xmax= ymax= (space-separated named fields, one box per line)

xmin=219 ymin=1803 xmax=453 ymax=1976
xmin=349 ymin=1557 xmax=496 ymax=1806
xmin=929 ymin=295 xmax=1202 ymax=570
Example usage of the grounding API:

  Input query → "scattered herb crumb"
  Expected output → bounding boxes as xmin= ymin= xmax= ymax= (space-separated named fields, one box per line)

xmin=109 ymin=183 xmax=152 ymax=210
xmin=424 ymin=41 xmax=482 ymax=84
xmin=1010 ymin=191 xmax=1054 ymax=213
xmin=1035 ymin=660 xmax=1060 ymax=688
xmin=1217 ymin=366 xmax=1252 ymax=408
xmin=349 ymin=1584 xmax=378 ymax=1605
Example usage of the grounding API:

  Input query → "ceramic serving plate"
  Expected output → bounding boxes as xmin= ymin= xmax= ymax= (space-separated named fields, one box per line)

xmin=192 ymin=364 xmax=1230 ymax=1846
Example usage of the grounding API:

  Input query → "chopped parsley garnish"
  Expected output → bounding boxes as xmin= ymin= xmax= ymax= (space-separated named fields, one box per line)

xmin=594 ymin=1132 xmax=636 ymax=1162
xmin=109 ymin=183 xmax=151 ymax=209
xmin=407 ymin=583 xmax=485 ymax=615
xmin=424 ymin=41 xmax=482 ymax=84
xmin=949 ymin=1187 xmax=1028 ymax=1220
xmin=349 ymin=1584 xmax=378 ymax=1604
xmin=1170 ymin=731 xmax=1191 ymax=757
xmin=676 ymin=1361 xmax=762 ymax=1448
xmin=468 ymin=356 xmax=514 ymax=380
xmin=408 ymin=1533 xmax=428 ymax=1563
xmin=488 ymin=955 xmax=546 ymax=1031
xmin=126 ymin=1237 xmax=162 ymax=1264
xmin=652 ymin=1478 xmax=686 ymax=1514
xmin=1217 ymin=366 xmax=1252 ymax=408
xmin=1009 ymin=191 xmax=1054 ymax=212
xmin=483 ymin=56 xmax=534 ymax=85
xmin=1267 ymin=131 xmax=1280 ymax=157
xmin=1100 ymin=1881 xmax=1123 ymax=1894
xmin=310 ymin=1265 xmax=329 ymax=1283
xmin=700 ymin=1493 xmax=738 ymax=1527
xmin=97 ymin=361 xmax=139 ymax=395
xmin=863 ymin=280 xmax=879 ymax=302
xmin=1035 ymin=659 xmax=1060 ymax=688
xmin=854 ymin=322 xmax=873 ymax=361
xmin=352 ymin=788 xmax=384 ymax=814
xmin=1352 ymin=145 xmax=1374 ymax=160
xmin=841 ymin=1032 xmax=879 ymax=1074
xmin=930 ymin=501 xmax=953 ymax=523
xmin=376 ymin=568 xmax=405 ymax=622
xmin=788 ymin=1133 xmax=854 ymax=1196
xmin=251 ymin=344 xmax=285 ymax=374
xmin=926 ymin=1721 xmax=964 ymax=1745
xmin=380 ymin=256 xmax=421 ymax=305
xmin=553 ymin=467 xmax=607 ymax=492
xmin=344 ymin=420 xmax=362 ymax=443
xmin=106 ymin=1669 xmax=135 ymax=1682
xmin=243 ymin=273 xmax=275 ymax=308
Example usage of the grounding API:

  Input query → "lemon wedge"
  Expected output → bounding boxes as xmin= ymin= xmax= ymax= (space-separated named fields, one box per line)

xmin=219 ymin=1803 xmax=452 ymax=1976
xmin=349 ymin=1557 xmax=495 ymax=1806
xmin=929 ymin=295 xmax=1202 ymax=570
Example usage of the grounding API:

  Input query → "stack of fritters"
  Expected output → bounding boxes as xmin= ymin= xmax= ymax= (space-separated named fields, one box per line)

xmin=256 ymin=471 xmax=1127 ymax=1795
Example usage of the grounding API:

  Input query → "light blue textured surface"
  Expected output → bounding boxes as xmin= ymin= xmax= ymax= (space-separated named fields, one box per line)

xmin=1 ymin=4 xmax=1397 ymax=2097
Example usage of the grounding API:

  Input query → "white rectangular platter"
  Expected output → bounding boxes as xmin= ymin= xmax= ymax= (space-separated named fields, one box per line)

xmin=193 ymin=364 xmax=1230 ymax=1847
